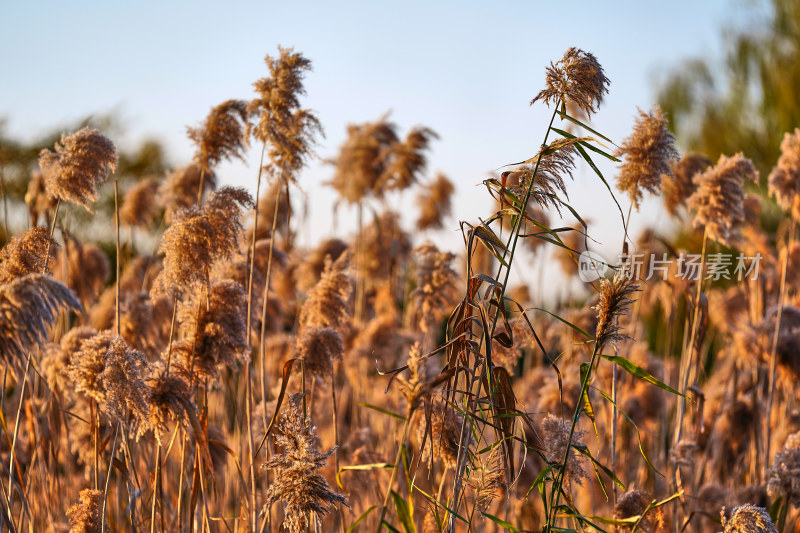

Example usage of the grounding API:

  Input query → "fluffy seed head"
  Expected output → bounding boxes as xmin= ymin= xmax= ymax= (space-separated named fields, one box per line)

xmin=615 ymin=105 xmax=679 ymax=210
xmin=531 ymin=47 xmax=610 ymax=117
xmin=503 ymin=140 xmax=577 ymax=214
xmin=540 ymin=414 xmax=589 ymax=486
xmin=298 ymin=256 xmax=351 ymax=333
xmin=768 ymin=129 xmax=800 ymax=216
xmin=688 ymin=153 xmax=759 ymax=246
xmin=614 ymin=490 xmax=662 ymax=532
xmin=120 ymin=178 xmax=160 ymax=228
xmin=187 ymin=99 xmax=250 ymax=173
xmin=661 ymin=153 xmax=712 ymax=217
xmin=66 ymin=488 xmax=105 ymax=533
xmin=720 ymin=504 xmax=777 ymax=533
xmin=297 ymin=327 xmax=343 ymax=378
xmin=416 ymin=173 xmax=455 ymax=232
xmin=766 ymin=431 xmax=800 ymax=507
xmin=161 ymin=162 xmax=218 ymax=222
xmin=38 ymin=127 xmax=117 ymax=211
xmin=594 ymin=273 xmax=639 ymax=350
xmin=0 ymin=227 xmax=57 ymax=283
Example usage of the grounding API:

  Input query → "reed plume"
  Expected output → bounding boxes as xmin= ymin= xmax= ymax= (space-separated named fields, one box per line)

xmin=416 ymin=172 xmax=455 ymax=232
xmin=540 ymin=414 xmax=588 ymax=486
xmin=146 ymin=368 xmax=195 ymax=444
xmin=503 ymin=140 xmax=577 ymax=213
xmin=24 ymin=170 xmax=57 ymax=226
xmin=161 ymin=162 xmax=217 ymax=222
xmin=410 ymin=243 xmax=458 ymax=334
xmin=530 ymin=47 xmax=610 ymax=117
xmin=0 ymin=226 xmax=57 ymax=282
xmin=187 ymin=99 xmax=250 ymax=173
xmin=378 ymin=126 xmax=438 ymax=192
xmin=661 ymin=153 xmax=711 ymax=217
xmin=38 ymin=127 xmax=117 ymax=211
xmin=261 ymin=395 xmax=348 ymax=532
xmin=613 ymin=489 xmax=662 ymax=532
xmin=66 ymin=488 xmax=105 ymax=533
xmin=247 ymin=47 xmax=322 ymax=181
xmin=615 ymin=105 xmax=679 ymax=210
xmin=767 ymin=431 xmax=800 ymax=507
xmin=297 ymin=327 xmax=343 ymax=378
xmin=120 ymin=178 xmax=160 ymax=228
xmin=0 ymin=274 xmax=81 ymax=366
xmin=720 ymin=504 xmax=777 ymax=533
xmin=688 ymin=153 xmax=759 ymax=246
xmin=298 ymin=256 xmax=352 ymax=332
xmin=153 ymin=186 xmax=252 ymax=297
xmin=768 ymin=128 xmax=800 ymax=218
xmin=594 ymin=272 xmax=639 ymax=351
xmin=417 ymin=397 xmax=469 ymax=470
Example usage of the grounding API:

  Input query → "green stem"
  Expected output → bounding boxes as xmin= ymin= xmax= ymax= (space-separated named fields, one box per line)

xmin=375 ymin=415 xmax=411 ymax=533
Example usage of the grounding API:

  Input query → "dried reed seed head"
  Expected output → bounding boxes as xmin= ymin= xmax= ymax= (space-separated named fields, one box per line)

xmin=153 ymin=186 xmax=252 ymax=297
xmin=66 ymin=488 xmax=105 ymax=533
xmin=120 ymin=178 xmax=160 ymax=228
xmin=262 ymin=395 xmax=348 ymax=532
xmin=177 ymin=278 xmax=250 ymax=381
xmin=594 ymin=272 xmax=639 ymax=350
xmin=328 ymin=116 xmax=400 ymax=204
xmin=297 ymin=327 xmax=343 ymax=378
xmin=248 ymin=47 xmax=322 ymax=182
xmin=744 ymin=194 xmax=762 ymax=227
xmin=416 ymin=172 xmax=455 ymax=232
xmin=720 ymin=504 xmax=777 ymax=533
xmin=24 ymin=170 xmax=58 ymax=226
xmin=297 ymin=238 xmax=348 ymax=290
xmin=688 ymin=153 xmax=759 ymax=247
xmin=187 ymin=99 xmax=250 ymax=173
xmin=614 ymin=489 xmax=662 ymax=532
xmin=531 ymin=47 xmax=610 ymax=117
xmin=38 ymin=127 xmax=117 ymax=211
xmin=377 ymin=126 xmax=438 ymax=193
xmin=161 ymin=162 xmax=218 ymax=222
xmin=671 ymin=439 xmax=699 ymax=469
xmin=766 ymin=431 xmax=800 ymax=507
xmin=661 ymin=153 xmax=712 ymax=217
xmin=298 ymin=255 xmax=352 ymax=332
xmin=540 ymin=413 xmax=589 ymax=486
xmin=397 ymin=342 xmax=431 ymax=414
xmin=54 ymin=239 xmax=110 ymax=304
xmin=768 ymin=128 xmax=800 ymax=213
xmin=360 ymin=209 xmax=412 ymax=281
xmin=615 ymin=105 xmax=679 ymax=210
xmin=467 ymin=446 xmax=504 ymax=513
xmin=416 ymin=397 xmax=470 ymax=470
xmin=0 ymin=226 xmax=57 ymax=283
xmin=0 ymin=274 xmax=81 ymax=367
xmin=505 ymin=141 xmax=577 ymax=214
xmin=410 ymin=243 xmax=458 ymax=334
xmin=146 ymin=368 xmax=194 ymax=445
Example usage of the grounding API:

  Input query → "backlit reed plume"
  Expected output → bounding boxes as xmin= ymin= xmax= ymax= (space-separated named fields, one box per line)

xmin=397 ymin=343 xmax=435 ymax=415
xmin=66 ymin=488 xmax=105 ymax=533
xmin=467 ymin=447 xmax=504 ymax=513
xmin=503 ymin=140 xmax=577 ymax=213
xmin=297 ymin=327 xmax=343 ymax=378
xmin=298 ymin=256 xmax=352 ymax=332
xmin=688 ymin=153 xmax=759 ymax=246
xmin=594 ymin=272 xmax=639 ymax=350
xmin=187 ymin=99 xmax=250 ymax=173
xmin=66 ymin=331 xmax=150 ymax=437
xmin=25 ymin=170 xmax=58 ymax=226
xmin=175 ymin=278 xmax=248 ymax=381
xmin=146 ymin=368 xmax=195 ymax=444
xmin=361 ymin=210 xmax=412 ymax=280
xmin=38 ymin=127 xmax=118 ymax=211
xmin=615 ymin=105 xmax=679 ymax=210
xmin=410 ymin=243 xmax=458 ymax=334
xmin=297 ymin=238 xmax=348 ymax=290
xmin=161 ymin=162 xmax=217 ymax=222
xmin=120 ymin=178 xmax=160 ymax=228
xmin=0 ymin=226 xmax=56 ymax=282
xmin=720 ymin=504 xmax=777 ymax=533
xmin=661 ymin=153 xmax=711 ymax=218
xmin=41 ymin=325 xmax=96 ymax=395
xmin=614 ymin=489 xmax=662 ymax=532
xmin=378 ymin=126 xmax=438 ymax=192
xmin=416 ymin=173 xmax=455 ymax=231
xmin=153 ymin=186 xmax=252 ymax=297
xmin=767 ymin=431 xmax=800 ymax=507
xmin=247 ymin=47 xmax=322 ymax=181
xmin=261 ymin=395 xmax=348 ymax=533
xmin=540 ymin=413 xmax=588 ymax=486
xmin=530 ymin=47 xmax=610 ymax=117
xmin=417 ymin=397 xmax=469 ymax=470
xmin=768 ymin=128 xmax=800 ymax=218
xmin=328 ymin=116 xmax=399 ymax=204
xmin=54 ymin=239 xmax=110 ymax=304
xmin=0 ymin=274 xmax=81 ymax=366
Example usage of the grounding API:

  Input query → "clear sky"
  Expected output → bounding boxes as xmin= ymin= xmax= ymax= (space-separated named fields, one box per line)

xmin=0 ymin=0 xmax=751 ymax=298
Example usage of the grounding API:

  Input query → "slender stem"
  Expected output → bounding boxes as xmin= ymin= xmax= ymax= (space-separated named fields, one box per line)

xmin=43 ymin=199 xmax=61 ymax=273
xmin=101 ymin=425 xmax=119 ymax=533
xmin=150 ymin=445 xmax=161 ymax=533
xmin=7 ymin=354 xmax=31 ymax=516
xmin=246 ymin=142 xmax=267 ymax=343
xmin=375 ymin=415 xmax=411 ymax=533
xmin=259 ymin=184 xmax=282 ymax=427
xmin=164 ymin=294 xmax=179 ymax=376
xmin=765 ymin=216 xmax=795 ymax=474
xmin=114 ymin=180 xmax=121 ymax=337
xmin=196 ymin=166 xmax=207 ymax=206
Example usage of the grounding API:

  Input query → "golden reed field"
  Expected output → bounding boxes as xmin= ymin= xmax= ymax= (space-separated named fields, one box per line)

xmin=1 ymin=18 xmax=800 ymax=533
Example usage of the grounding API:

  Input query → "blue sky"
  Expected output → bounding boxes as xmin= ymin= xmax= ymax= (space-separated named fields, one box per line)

xmin=1 ymin=0 xmax=752 ymax=297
